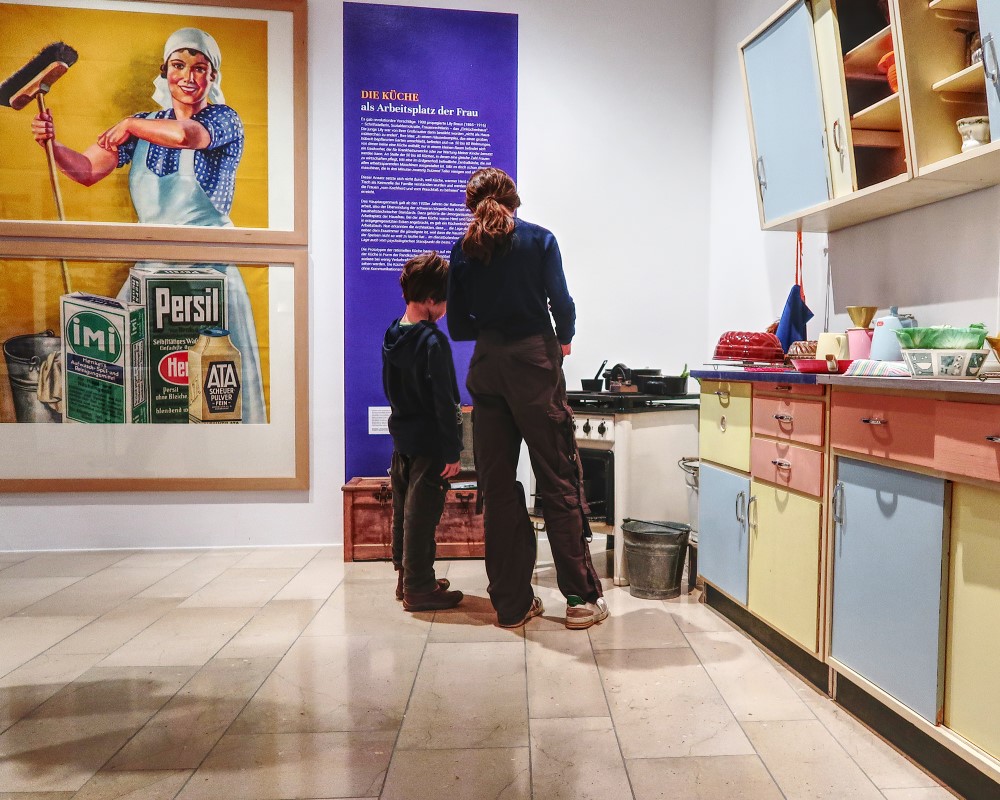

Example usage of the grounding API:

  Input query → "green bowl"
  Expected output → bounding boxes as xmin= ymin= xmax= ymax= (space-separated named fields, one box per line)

xmin=894 ymin=326 xmax=988 ymax=350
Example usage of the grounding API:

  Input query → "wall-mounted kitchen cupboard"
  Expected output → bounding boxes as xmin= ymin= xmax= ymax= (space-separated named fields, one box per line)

xmin=741 ymin=0 xmax=1000 ymax=231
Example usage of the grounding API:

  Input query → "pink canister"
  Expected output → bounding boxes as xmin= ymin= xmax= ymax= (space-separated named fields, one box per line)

xmin=847 ymin=327 xmax=874 ymax=359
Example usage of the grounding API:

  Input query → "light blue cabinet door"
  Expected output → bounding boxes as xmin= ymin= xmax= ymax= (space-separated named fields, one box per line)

xmin=743 ymin=0 xmax=831 ymax=221
xmin=831 ymin=458 xmax=947 ymax=723
xmin=978 ymin=0 xmax=1000 ymax=142
xmin=698 ymin=463 xmax=750 ymax=605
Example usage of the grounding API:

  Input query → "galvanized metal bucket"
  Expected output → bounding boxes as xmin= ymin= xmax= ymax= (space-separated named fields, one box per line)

xmin=622 ymin=519 xmax=690 ymax=600
xmin=2 ymin=330 xmax=62 ymax=423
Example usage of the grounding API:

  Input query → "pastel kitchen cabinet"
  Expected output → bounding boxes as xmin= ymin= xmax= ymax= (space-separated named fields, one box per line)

xmin=945 ymin=482 xmax=1000 ymax=760
xmin=698 ymin=462 xmax=750 ymax=605
xmin=830 ymin=457 xmax=948 ymax=723
xmin=748 ymin=480 xmax=822 ymax=652
xmin=699 ymin=380 xmax=752 ymax=473
xmin=741 ymin=0 xmax=832 ymax=223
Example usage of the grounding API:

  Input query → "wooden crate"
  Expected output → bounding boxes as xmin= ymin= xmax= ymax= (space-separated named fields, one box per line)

xmin=342 ymin=476 xmax=485 ymax=561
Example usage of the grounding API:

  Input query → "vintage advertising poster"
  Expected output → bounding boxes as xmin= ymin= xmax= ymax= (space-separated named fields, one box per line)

xmin=0 ymin=258 xmax=271 ymax=426
xmin=343 ymin=2 xmax=517 ymax=478
xmin=0 ymin=0 xmax=299 ymax=234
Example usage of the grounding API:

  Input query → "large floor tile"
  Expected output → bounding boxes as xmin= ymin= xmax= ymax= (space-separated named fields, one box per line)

xmin=587 ymin=587 xmax=688 ymax=651
xmin=397 ymin=641 xmax=527 ymax=749
xmin=427 ymin=590 xmax=523 ymax=642
xmin=743 ymin=719 xmax=886 ymax=799
xmin=232 ymin=547 xmax=320 ymax=569
xmin=214 ymin=599 xmax=322 ymax=659
xmin=0 ymin=577 xmax=80 ymax=618
xmin=530 ymin=717 xmax=631 ymax=800
xmin=0 ymin=616 xmax=95 ymax=678
xmin=627 ymin=754 xmax=784 ymax=800
xmin=526 ymin=630 xmax=609 ymax=719
xmin=302 ymin=584 xmax=435 ymax=637
xmin=136 ymin=551 xmax=251 ymax=599
xmin=47 ymin=598 xmax=180 ymax=656
xmin=177 ymin=567 xmax=299 ymax=608
xmin=0 ymin=793 xmax=73 ymax=799
xmin=0 ymin=665 xmax=196 ymax=792
xmin=107 ymin=551 xmax=202 ymax=571
xmin=174 ymin=731 xmax=394 ymax=800
xmin=879 ymin=789 xmax=956 ymax=799
xmin=0 ymin=552 xmax=131 ymax=579
xmin=230 ymin=634 xmax=425 ymax=733
xmin=106 ymin=657 xmax=278 ymax=770
xmin=667 ymin=591 xmax=740 ymax=634
xmin=686 ymin=630 xmax=815 ymax=721
xmin=15 ymin=568 xmax=171 ymax=618
xmin=0 ymin=652 xmax=104 ymax=732
xmin=273 ymin=557 xmax=344 ymax=600
xmin=596 ymin=647 xmax=754 ymax=759
xmin=98 ymin=607 xmax=256 ymax=667
xmin=380 ymin=747 xmax=530 ymax=800
xmin=72 ymin=769 xmax=193 ymax=800
xmin=805 ymin=696 xmax=941 ymax=789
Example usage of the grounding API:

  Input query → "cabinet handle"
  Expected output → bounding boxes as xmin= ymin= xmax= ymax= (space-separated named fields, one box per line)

xmin=748 ymin=495 xmax=758 ymax=534
xmin=756 ymin=155 xmax=767 ymax=191
xmin=832 ymin=482 xmax=844 ymax=525
xmin=832 ymin=119 xmax=846 ymax=172
xmin=735 ymin=490 xmax=746 ymax=525
xmin=983 ymin=33 xmax=999 ymax=87
xmin=773 ymin=413 xmax=794 ymax=423
xmin=714 ymin=390 xmax=730 ymax=399
xmin=771 ymin=459 xmax=792 ymax=469
xmin=774 ymin=385 xmax=792 ymax=392
xmin=860 ymin=417 xmax=887 ymax=425
xmin=987 ymin=435 xmax=1000 ymax=443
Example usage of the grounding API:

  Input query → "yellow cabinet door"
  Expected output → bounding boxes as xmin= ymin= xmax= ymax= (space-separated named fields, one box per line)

xmin=946 ymin=483 xmax=1000 ymax=759
xmin=748 ymin=480 xmax=822 ymax=652
xmin=700 ymin=381 xmax=752 ymax=472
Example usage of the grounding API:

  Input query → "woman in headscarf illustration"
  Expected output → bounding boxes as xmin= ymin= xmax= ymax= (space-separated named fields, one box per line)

xmin=30 ymin=28 xmax=266 ymax=423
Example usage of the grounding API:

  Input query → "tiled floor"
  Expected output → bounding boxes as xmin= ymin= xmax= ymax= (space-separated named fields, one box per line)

xmin=0 ymin=541 xmax=955 ymax=799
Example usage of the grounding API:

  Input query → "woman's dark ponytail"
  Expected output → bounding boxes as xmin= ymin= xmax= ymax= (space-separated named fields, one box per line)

xmin=462 ymin=167 xmax=520 ymax=264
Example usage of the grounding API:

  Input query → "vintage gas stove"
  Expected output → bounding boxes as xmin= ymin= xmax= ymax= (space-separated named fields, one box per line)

xmin=565 ymin=391 xmax=699 ymax=586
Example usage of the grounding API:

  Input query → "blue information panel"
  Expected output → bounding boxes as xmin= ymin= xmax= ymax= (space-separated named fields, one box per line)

xmin=343 ymin=2 xmax=517 ymax=479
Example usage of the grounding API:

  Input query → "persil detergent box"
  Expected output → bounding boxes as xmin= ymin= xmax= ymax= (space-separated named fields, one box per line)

xmin=61 ymin=293 xmax=148 ymax=424
xmin=128 ymin=265 xmax=227 ymax=424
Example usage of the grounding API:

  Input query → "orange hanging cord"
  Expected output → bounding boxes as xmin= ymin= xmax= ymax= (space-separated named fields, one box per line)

xmin=795 ymin=230 xmax=807 ymax=303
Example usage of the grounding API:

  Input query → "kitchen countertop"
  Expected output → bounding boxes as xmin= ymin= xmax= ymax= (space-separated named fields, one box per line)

xmin=691 ymin=368 xmax=1000 ymax=396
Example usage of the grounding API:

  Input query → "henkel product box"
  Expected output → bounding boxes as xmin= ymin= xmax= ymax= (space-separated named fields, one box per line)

xmin=61 ymin=293 xmax=148 ymax=424
xmin=129 ymin=266 xmax=227 ymax=424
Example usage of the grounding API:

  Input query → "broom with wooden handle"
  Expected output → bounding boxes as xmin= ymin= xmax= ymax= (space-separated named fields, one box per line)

xmin=0 ymin=42 xmax=79 ymax=295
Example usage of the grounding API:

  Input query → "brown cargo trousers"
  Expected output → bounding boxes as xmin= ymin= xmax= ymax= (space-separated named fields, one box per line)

xmin=467 ymin=331 xmax=603 ymax=625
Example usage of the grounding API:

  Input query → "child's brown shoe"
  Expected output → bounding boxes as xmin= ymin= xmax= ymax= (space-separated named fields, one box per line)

xmin=395 ymin=569 xmax=450 ymax=601
xmin=402 ymin=584 xmax=464 ymax=612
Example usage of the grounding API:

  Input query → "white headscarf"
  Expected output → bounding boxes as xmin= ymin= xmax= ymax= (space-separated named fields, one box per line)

xmin=151 ymin=27 xmax=226 ymax=110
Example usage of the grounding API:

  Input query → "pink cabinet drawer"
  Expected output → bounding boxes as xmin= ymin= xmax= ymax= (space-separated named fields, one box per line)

xmin=829 ymin=391 xmax=936 ymax=468
xmin=936 ymin=401 xmax=1000 ymax=483
xmin=753 ymin=396 xmax=825 ymax=446
xmin=751 ymin=438 xmax=824 ymax=497
xmin=754 ymin=382 xmax=826 ymax=397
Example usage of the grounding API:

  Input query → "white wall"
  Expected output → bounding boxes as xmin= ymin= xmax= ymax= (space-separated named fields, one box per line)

xmin=0 ymin=0 xmax=719 ymax=550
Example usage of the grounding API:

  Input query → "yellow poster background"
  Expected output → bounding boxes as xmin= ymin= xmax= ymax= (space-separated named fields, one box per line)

xmin=0 ymin=2 xmax=269 ymax=227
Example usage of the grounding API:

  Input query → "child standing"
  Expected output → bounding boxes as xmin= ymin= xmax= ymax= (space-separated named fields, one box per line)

xmin=382 ymin=252 xmax=465 ymax=611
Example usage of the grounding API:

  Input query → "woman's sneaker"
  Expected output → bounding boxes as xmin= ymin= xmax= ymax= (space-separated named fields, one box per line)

xmin=497 ymin=596 xmax=544 ymax=628
xmin=565 ymin=596 xmax=609 ymax=630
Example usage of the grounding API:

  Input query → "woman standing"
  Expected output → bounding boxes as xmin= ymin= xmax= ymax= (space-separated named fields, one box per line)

xmin=447 ymin=167 xmax=607 ymax=629
xmin=30 ymin=28 xmax=265 ymax=423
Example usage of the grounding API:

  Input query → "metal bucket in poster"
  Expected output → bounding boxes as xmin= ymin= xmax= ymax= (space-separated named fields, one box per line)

xmin=2 ymin=331 xmax=62 ymax=423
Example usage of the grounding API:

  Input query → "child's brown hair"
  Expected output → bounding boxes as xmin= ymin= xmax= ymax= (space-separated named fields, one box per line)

xmin=400 ymin=251 xmax=449 ymax=304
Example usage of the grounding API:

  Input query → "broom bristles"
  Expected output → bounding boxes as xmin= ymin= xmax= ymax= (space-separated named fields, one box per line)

xmin=0 ymin=42 xmax=78 ymax=108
